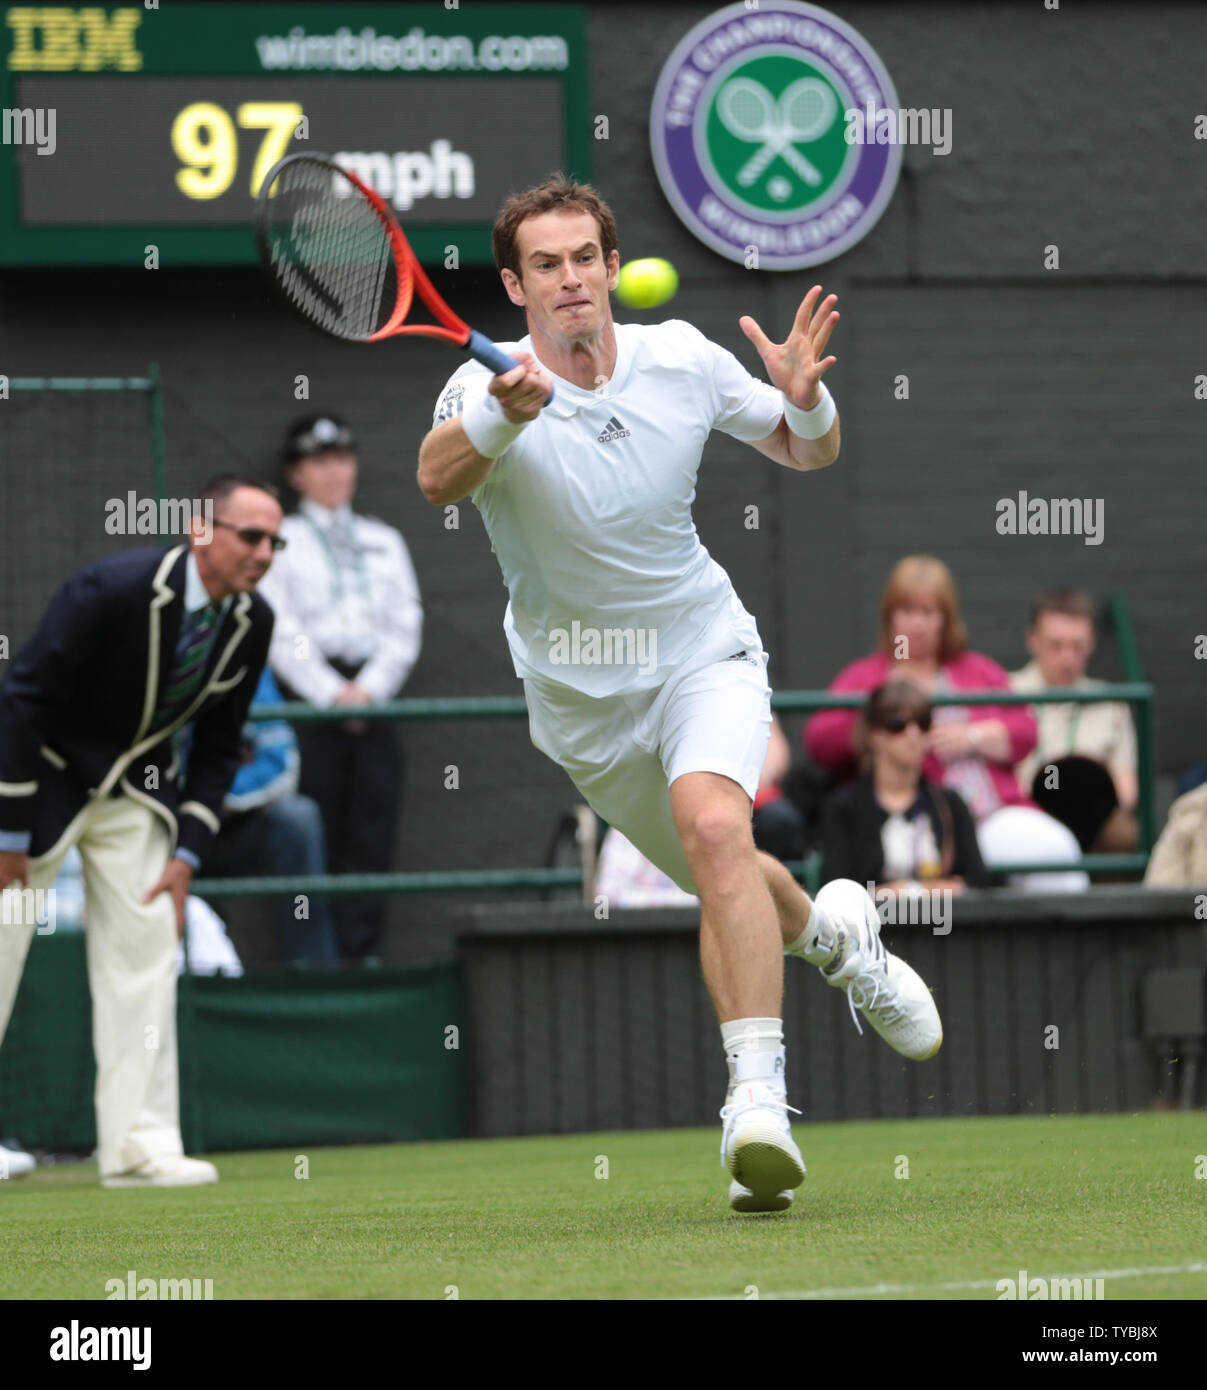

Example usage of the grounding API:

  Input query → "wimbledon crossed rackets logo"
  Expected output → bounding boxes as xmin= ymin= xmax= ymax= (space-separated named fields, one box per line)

xmin=717 ymin=76 xmax=838 ymax=190
xmin=650 ymin=1 xmax=902 ymax=270
xmin=701 ymin=54 xmax=850 ymax=216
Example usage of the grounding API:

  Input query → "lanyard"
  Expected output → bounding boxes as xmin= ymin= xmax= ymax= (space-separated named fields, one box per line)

xmin=1038 ymin=701 xmax=1081 ymax=764
xmin=302 ymin=513 xmax=371 ymax=606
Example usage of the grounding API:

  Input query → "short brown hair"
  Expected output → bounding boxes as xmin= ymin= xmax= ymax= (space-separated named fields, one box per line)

xmin=855 ymin=680 xmax=934 ymax=761
xmin=492 ymin=173 xmax=619 ymax=281
xmin=1030 ymin=587 xmax=1096 ymax=628
xmin=879 ymin=556 xmax=968 ymax=663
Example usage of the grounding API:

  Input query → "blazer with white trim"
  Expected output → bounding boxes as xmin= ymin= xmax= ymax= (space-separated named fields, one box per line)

xmin=0 ymin=545 xmax=272 ymax=865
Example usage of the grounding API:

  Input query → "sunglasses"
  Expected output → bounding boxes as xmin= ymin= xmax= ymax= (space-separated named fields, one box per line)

xmin=878 ymin=713 xmax=932 ymax=734
xmin=211 ymin=520 xmax=287 ymax=552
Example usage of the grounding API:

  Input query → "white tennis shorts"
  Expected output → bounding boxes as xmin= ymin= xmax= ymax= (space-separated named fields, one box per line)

xmin=524 ymin=644 xmax=773 ymax=894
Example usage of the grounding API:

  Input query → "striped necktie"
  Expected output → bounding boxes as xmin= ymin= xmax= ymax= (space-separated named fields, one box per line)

xmin=151 ymin=602 xmax=221 ymax=732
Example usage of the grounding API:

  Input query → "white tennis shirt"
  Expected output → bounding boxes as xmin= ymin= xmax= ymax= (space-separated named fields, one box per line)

xmin=432 ymin=319 xmax=785 ymax=697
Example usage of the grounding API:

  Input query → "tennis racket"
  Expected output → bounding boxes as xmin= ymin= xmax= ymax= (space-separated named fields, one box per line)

xmin=254 ymin=152 xmax=549 ymax=396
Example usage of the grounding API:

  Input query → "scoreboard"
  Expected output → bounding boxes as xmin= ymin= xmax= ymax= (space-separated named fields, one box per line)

xmin=0 ymin=3 xmax=589 ymax=264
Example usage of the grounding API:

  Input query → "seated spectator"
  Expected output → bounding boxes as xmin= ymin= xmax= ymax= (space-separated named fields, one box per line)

xmin=595 ymin=828 xmax=699 ymax=908
xmin=752 ymin=715 xmax=807 ymax=862
xmin=822 ymin=681 xmax=988 ymax=893
xmin=1177 ymin=762 xmax=1207 ymax=797
xmin=1010 ymin=589 xmax=1139 ymax=853
xmin=805 ymin=555 xmax=1087 ymax=891
xmin=1143 ymin=784 xmax=1207 ymax=887
xmin=201 ymin=667 xmax=339 ymax=967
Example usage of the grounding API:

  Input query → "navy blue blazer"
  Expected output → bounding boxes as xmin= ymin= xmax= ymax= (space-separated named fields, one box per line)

xmin=0 ymin=545 xmax=273 ymax=865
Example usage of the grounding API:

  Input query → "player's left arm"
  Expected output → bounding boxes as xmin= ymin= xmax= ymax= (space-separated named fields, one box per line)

xmin=742 ymin=284 xmax=840 ymax=471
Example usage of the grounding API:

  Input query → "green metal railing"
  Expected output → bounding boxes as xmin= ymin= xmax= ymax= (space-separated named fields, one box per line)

xmin=1106 ymin=588 xmax=1154 ymax=850
xmin=196 ymin=681 xmax=1155 ymax=901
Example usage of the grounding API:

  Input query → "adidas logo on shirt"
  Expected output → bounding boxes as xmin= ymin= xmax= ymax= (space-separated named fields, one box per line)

xmin=597 ymin=415 xmax=631 ymax=443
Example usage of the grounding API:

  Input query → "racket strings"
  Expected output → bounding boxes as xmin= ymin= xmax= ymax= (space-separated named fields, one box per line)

xmin=261 ymin=159 xmax=407 ymax=341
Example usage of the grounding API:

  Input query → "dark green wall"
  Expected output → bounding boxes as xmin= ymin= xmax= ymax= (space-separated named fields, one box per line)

xmin=1 ymin=3 xmax=1203 ymax=965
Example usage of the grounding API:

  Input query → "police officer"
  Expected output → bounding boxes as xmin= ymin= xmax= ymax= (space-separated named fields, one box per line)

xmin=260 ymin=415 xmax=423 ymax=963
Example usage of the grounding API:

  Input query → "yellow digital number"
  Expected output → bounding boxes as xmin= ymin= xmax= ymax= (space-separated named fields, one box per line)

xmin=172 ymin=100 xmax=306 ymax=203
xmin=237 ymin=103 xmax=304 ymax=197
xmin=171 ymin=102 xmax=237 ymax=200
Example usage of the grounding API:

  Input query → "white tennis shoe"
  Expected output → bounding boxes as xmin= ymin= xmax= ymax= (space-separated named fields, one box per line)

xmin=101 ymin=1155 xmax=219 ymax=1189
xmin=720 ymin=1080 xmax=805 ymax=1212
xmin=0 ymin=1138 xmax=36 ymax=1179
xmin=812 ymin=877 xmax=943 ymax=1060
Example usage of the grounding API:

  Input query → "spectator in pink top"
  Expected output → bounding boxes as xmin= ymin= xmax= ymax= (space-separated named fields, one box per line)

xmin=805 ymin=556 xmax=1088 ymax=891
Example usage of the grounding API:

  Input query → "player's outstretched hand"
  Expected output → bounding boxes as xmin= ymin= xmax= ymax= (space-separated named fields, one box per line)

xmin=490 ymin=351 xmax=553 ymax=424
xmin=740 ymin=284 xmax=839 ymax=410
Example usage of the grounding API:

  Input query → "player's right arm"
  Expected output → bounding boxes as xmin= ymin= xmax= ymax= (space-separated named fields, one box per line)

xmin=418 ymin=352 xmax=551 ymax=506
xmin=417 ymin=418 xmax=496 ymax=506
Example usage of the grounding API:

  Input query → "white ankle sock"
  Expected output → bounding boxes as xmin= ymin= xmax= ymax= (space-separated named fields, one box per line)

xmin=721 ymin=1017 xmax=785 ymax=1091
xmin=786 ymin=901 xmax=840 ymax=966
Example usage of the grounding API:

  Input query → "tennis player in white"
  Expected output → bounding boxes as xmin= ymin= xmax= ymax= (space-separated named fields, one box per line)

xmin=418 ymin=175 xmax=941 ymax=1213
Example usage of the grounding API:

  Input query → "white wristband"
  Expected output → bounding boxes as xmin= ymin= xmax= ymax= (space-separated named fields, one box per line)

xmin=782 ymin=383 xmax=836 ymax=440
xmin=460 ymin=390 xmax=530 ymax=459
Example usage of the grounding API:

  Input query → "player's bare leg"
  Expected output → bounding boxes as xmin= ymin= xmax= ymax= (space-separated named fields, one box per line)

xmin=670 ymin=771 xmax=804 ymax=1212
xmin=670 ymin=773 xmax=781 ymax=1021
xmin=756 ymin=848 xmax=815 ymax=946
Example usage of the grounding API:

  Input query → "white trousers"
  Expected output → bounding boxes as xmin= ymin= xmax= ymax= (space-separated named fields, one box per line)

xmin=0 ymin=795 xmax=183 ymax=1177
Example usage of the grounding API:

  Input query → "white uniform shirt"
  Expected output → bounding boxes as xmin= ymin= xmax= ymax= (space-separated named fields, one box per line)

xmin=183 ymin=549 xmax=232 ymax=622
xmin=432 ymin=320 xmax=784 ymax=697
xmin=258 ymin=499 xmax=423 ymax=707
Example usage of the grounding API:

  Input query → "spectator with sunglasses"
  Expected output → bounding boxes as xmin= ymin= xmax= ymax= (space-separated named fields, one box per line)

xmin=806 ymin=555 xmax=1087 ymax=891
xmin=821 ymin=682 xmax=988 ymax=893
xmin=258 ymin=415 xmax=423 ymax=965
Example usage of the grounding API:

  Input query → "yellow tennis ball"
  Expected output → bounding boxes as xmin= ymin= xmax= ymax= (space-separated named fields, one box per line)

xmin=615 ymin=258 xmax=679 ymax=310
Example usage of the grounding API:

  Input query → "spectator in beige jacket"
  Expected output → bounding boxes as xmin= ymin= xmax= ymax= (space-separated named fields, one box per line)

xmin=1010 ymin=588 xmax=1138 ymax=854
xmin=1144 ymin=784 xmax=1207 ymax=887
